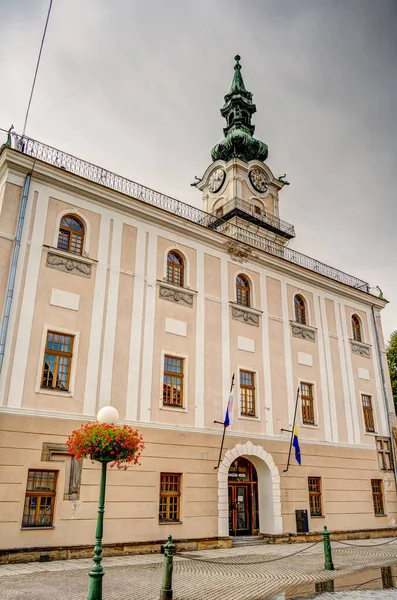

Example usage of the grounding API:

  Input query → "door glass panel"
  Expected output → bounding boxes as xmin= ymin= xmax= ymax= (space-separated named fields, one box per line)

xmin=236 ymin=486 xmax=247 ymax=530
xmin=228 ymin=486 xmax=233 ymax=532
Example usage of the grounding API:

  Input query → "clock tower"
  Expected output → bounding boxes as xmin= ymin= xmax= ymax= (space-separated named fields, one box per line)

xmin=196 ymin=56 xmax=295 ymax=245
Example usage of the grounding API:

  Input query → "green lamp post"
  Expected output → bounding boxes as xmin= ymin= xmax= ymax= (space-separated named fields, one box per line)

xmin=67 ymin=406 xmax=144 ymax=600
xmin=88 ymin=405 xmax=120 ymax=600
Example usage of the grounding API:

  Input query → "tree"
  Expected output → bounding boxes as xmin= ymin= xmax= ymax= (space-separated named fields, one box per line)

xmin=386 ymin=330 xmax=397 ymax=414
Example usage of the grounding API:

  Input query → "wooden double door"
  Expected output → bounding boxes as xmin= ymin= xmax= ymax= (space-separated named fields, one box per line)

xmin=228 ymin=457 xmax=259 ymax=536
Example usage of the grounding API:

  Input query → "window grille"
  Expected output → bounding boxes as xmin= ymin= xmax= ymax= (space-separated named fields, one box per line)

xmin=351 ymin=314 xmax=362 ymax=342
xmin=41 ymin=332 xmax=74 ymax=391
xmin=371 ymin=479 xmax=385 ymax=515
xmin=159 ymin=473 xmax=181 ymax=522
xmin=57 ymin=215 xmax=85 ymax=256
xmin=308 ymin=477 xmax=322 ymax=516
xmin=301 ymin=383 xmax=315 ymax=425
xmin=362 ymin=395 xmax=375 ymax=433
xmin=376 ymin=438 xmax=393 ymax=471
xmin=166 ymin=251 xmax=184 ymax=287
xmin=22 ymin=470 xmax=57 ymax=528
xmin=163 ymin=356 xmax=184 ymax=407
xmin=236 ymin=275 xmax=250 ymax=307
xmin=240 ymin=370 xmax=256 ymax=416
xmin=294 ymin=295 xmax=306 ymax=324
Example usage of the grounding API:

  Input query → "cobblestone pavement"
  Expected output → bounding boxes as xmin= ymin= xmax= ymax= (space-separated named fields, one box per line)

xmin=1 ymin=538 xmax=396 ymax=600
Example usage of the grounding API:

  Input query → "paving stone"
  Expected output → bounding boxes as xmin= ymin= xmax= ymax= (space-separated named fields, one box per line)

xmin=0 ymin=537 xmax=396 ymax=599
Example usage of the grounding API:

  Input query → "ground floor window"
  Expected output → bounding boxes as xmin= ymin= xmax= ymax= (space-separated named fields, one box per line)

xmin=371 ymin=479 xmax=385 ymax=515
xmin=22 ymin=470 xmax=57 ymax=528
xmin=159 ymin=473 xmax=181 ymax=522
xmin=308 ymin=477 xmax=322 ymax=516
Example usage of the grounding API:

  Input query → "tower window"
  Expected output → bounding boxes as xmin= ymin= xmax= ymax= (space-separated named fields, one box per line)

xmin=57 ymin=215 xmax=85 ymax=256
xmin=236 ymin=274 xmax=251 ymax=307
xmin=352 ymin=314 xmax=362 ymax=342
xmin=166 ymin=251 xmax=184 ymax=287
xmin=294 ymin=295 xmax=306 ymax=325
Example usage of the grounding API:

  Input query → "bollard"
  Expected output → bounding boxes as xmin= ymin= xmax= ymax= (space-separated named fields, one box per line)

xmin=322 ymin=525 xmax=334 ymax=571
xmin=160 ymin=535 xmax=175 ymax=600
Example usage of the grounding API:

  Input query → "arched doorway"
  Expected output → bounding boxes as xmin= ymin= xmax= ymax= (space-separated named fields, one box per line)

xmin=228 ymin=457 xmax=259 ymax=536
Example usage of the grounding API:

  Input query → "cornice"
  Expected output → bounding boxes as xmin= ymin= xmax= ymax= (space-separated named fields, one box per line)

xmin=0 ymin=148 xmax=387 ymax=311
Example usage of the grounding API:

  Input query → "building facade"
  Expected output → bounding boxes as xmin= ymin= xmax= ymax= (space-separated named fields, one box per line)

xmin=0 ymin=56 xmax=396 ymax=556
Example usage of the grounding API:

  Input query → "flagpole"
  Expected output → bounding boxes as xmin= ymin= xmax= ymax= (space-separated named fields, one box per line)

xmin=283 ymin=387 xmax=300 ymax=473
xmin=214 ymin=375 xmax=235 ymax=470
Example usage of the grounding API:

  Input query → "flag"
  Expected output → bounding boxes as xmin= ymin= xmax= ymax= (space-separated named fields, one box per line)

xmin=223 ymin=390 xmax=234 ymax=427
xmin=292 ymin=426 xmax=301 ymax=465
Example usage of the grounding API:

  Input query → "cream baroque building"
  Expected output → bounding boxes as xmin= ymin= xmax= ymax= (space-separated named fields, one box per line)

xmin=0 ymin=56 xmax=396 ymax=557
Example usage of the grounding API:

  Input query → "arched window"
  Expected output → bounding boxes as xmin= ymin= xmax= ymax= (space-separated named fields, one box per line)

xmin=352 ymin=314 xmax=362 ymax=342
xmin=167 ymin=251 xmax=184 ymax=287
xmin=57 ymin=215 xmax=85 ymax=256
xmin=294 ymin=295 xmax=306 ymax=325
xmin=236 ymin=274 xmax=250 ymax=307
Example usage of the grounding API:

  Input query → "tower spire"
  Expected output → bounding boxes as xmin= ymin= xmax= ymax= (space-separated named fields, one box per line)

xmin=211 ymin=55 xmax=268 ymax=163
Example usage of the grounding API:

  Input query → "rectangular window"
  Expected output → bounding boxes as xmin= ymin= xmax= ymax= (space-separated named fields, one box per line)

xmin=376 ymin=437 xmax=393 ymax=471
xmin=163 ymin=356 xmax=184 ymax=407
xmin=308 ymin=477 xmax=322 ymax=516
xmin=159 ymin=473 xmax=181 ymax=522
xmin=371 ymin=479 xmax=385 ymax=515
xmin=362 ymin=394 xmax=375 ymax=433
xmin=301 ymin=383 xmax=315 ymax=425
xmin=240 ymin=370 xmax=256 ymax=417
xmin=41 ymin=331 xmax=74 ymax=391
xmin=22 ymin=470 xmax=57 ymax=528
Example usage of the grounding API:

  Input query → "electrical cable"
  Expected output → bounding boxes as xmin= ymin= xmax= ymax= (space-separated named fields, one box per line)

xmin=21 ymin=0 xmax=53 ymax=138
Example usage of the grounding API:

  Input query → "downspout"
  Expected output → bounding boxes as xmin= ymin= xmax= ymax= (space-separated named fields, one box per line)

xmin=0 ymin=172 xmax=32 ymax=374
xmin=371 ymin=304 xmax=397 ymax=487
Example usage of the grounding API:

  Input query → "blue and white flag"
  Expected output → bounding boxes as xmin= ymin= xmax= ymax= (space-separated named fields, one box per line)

xmin=223 ymin=390 xmax=234 ymax=427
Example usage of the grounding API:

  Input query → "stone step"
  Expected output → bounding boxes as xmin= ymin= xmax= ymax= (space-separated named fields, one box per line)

xmin=231 ymin=536 xmax=270 ymax=547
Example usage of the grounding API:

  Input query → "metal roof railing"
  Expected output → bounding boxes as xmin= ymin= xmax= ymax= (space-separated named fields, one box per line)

xmin=3 ymin=132 xmax=369 ymax=292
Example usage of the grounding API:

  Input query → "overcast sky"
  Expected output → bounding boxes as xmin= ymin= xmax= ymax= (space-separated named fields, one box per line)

xmin=1 ymin=0 xmax=396 ymax=340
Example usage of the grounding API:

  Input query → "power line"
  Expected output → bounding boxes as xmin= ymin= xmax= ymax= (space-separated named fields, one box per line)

xmin=21 ymin=0 xmax=53 ymax=138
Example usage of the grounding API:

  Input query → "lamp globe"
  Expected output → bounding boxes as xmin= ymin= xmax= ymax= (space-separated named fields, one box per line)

xmin=97 ymin=405 xmax=120 ymax=424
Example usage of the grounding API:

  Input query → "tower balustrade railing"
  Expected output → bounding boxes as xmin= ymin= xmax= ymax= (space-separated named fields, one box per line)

xmin=5 ymin=132 xmax=369 ymax=293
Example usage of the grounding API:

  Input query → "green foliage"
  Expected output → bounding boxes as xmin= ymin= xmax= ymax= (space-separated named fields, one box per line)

xmin=386 ymin=330 xmax=397 ymax=413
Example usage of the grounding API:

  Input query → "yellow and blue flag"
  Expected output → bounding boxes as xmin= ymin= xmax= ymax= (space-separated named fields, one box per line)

xmin=292 ymin=426 xmax=301 ymax=465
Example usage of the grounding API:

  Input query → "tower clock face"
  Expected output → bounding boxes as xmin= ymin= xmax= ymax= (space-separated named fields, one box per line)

xmin=208 ymin=168 xmax=226 ymax=193
xmin=249 ymin=168 xmax=268 ymax=193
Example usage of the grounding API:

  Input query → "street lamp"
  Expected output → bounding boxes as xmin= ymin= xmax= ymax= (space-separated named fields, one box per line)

xmin=87 ymin=406 xmax=119 ymax=600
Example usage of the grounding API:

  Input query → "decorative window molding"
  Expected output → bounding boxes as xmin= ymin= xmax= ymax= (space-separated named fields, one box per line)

xmin=290 ymin=321 xmax=316 ymax=342
xmin=230 ymin=302 xmax=262 ymax=327
xmin=44 ymin=246 xmax=95 ymax=278
xmin=158 ymin=280 xmax=196 ymax=307
xmin=350 ymin=339 xmax=371 ymax=358
xmin=41 ymin=443 xmax=82 ymax=500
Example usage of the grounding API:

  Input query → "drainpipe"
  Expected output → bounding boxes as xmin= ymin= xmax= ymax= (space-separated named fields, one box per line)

xmin=0 ymin=172 xmax=32 ymax=374
xmin=371 ymin=304 xmax=397 ymax=488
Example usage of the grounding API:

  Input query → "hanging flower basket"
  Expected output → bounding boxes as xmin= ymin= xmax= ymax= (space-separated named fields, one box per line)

xmin=67 ymin=423 xmax=144 ymax=470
